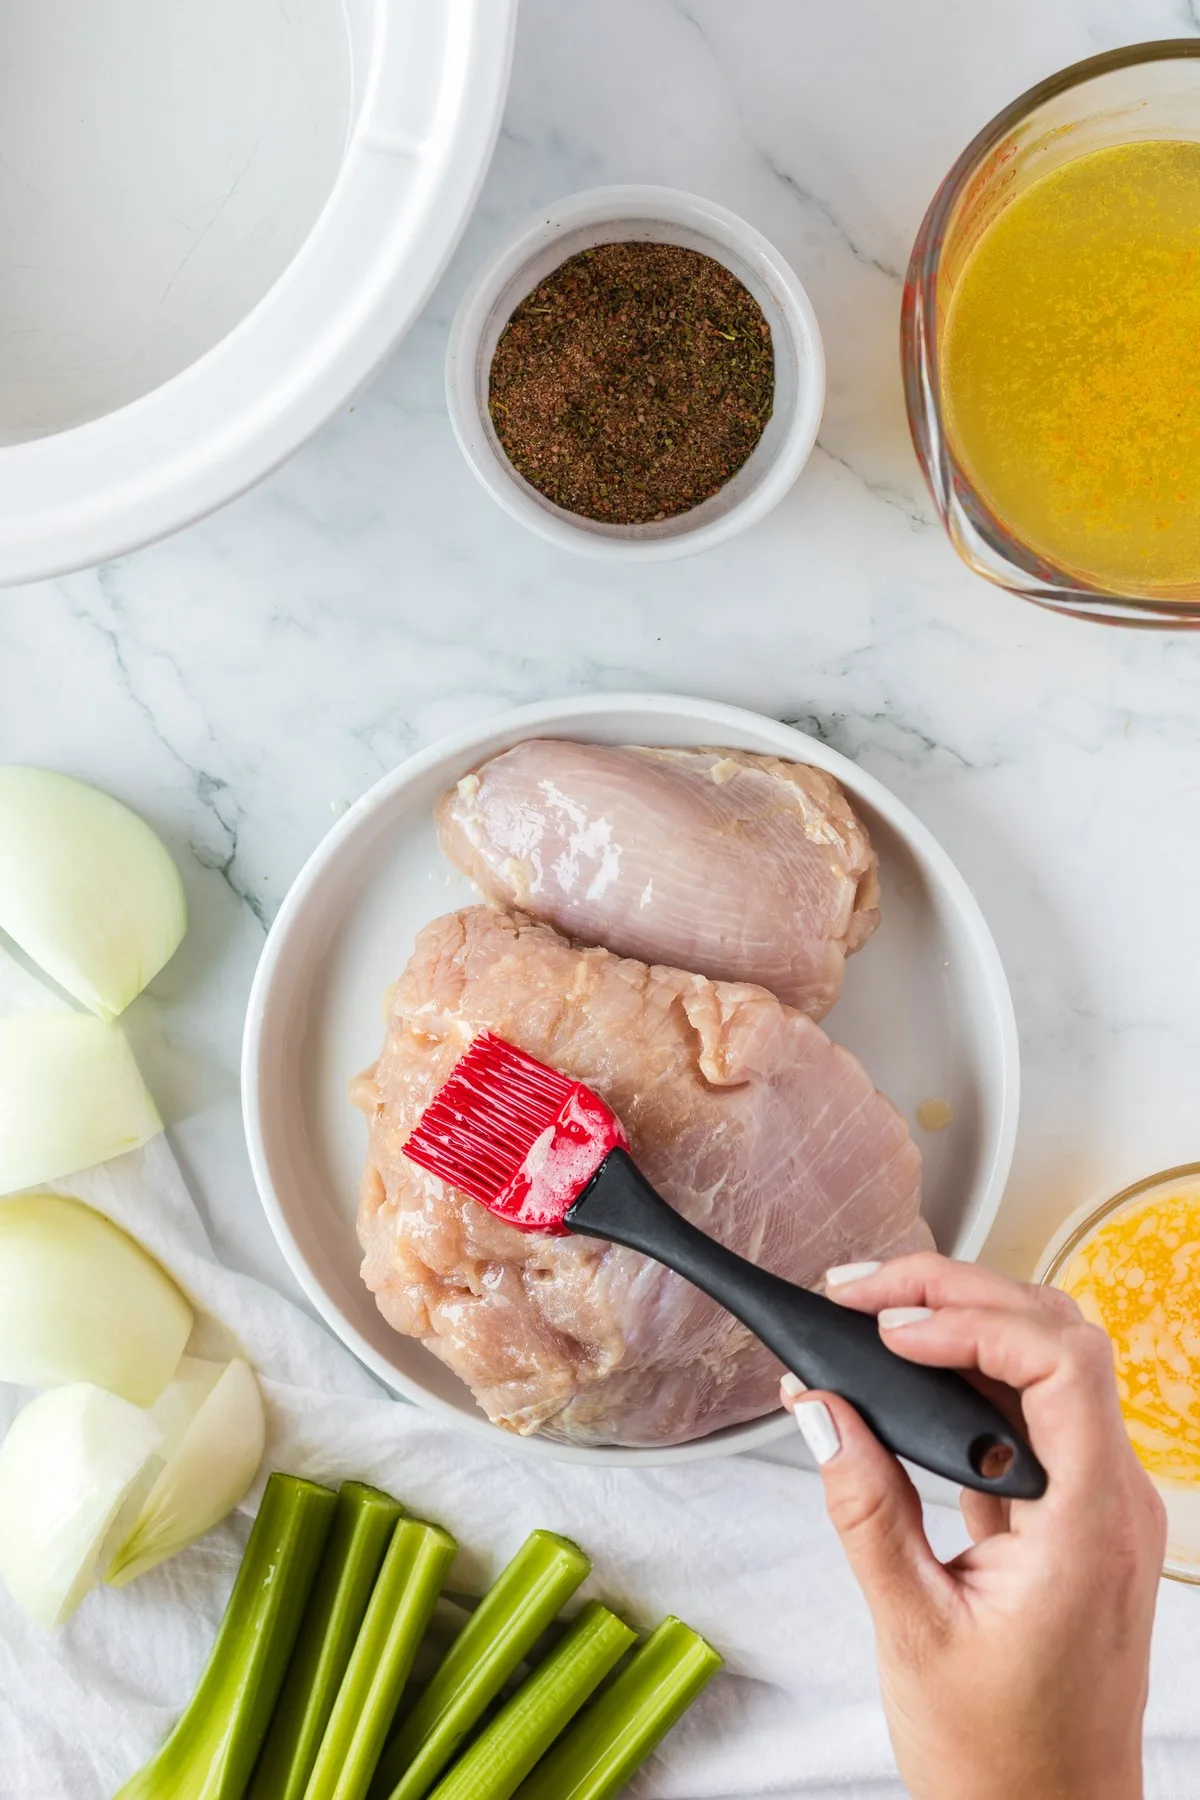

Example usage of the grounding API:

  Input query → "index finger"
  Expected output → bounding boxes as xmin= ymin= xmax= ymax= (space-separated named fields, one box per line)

xmin=825 ymin=1251 xmax=1080 ymax=1323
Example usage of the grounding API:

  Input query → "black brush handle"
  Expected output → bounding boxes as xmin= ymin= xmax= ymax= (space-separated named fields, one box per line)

xmin=566 ymin=1150 xmax=1046 ymax=1500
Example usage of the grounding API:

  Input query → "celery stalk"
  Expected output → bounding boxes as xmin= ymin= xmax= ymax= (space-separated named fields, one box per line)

xmin=305 ymin=1517 xmax=457 ymax=1800
xmin=115 ymin=1473 xmax=338 ymax=1800
xmin=374 ymin=1529 xmax=591 ymax=1800
xmin=511 ymin=1616 xmax=723 ymax=1800
xmin=248 ymin=1481 xmax=404 ymax=1800
xmin=427 ymin=1603 xmax=636 ymax=1800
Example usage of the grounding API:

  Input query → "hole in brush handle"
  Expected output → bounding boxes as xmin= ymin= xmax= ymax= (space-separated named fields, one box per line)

xmin=971 ymin=1436 xmax=1016 ymax=1482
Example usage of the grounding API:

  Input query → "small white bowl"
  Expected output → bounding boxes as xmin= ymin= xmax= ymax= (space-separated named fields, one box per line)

xmin=1035 ymin=1166 xmax=1200 ymax=1585
xmin=242 ymin=693 xmax=1019 ymax=1468
xmin=444 ymin=186 xmax=825 ymax=560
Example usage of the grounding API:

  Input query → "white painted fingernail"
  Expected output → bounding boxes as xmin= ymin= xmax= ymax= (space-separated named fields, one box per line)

xmin=878 ymin=1306 xmax=934 ymax=1329
xmin=825 ymin=1260 xmax=883 ymax=1288
xmin=780 ymin=1372 xmax=807 ymax=1404
xmin=793 ymin=1400 xmax=841 ymax=1465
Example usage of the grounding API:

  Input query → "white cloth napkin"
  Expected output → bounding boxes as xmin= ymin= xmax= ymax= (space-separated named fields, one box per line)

xmin=0 ymin=958 xmax=1197 ymax=1799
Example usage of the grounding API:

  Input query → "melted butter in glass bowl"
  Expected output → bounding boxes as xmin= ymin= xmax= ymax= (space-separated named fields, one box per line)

xmin=1037 ymin=1165 xmax=1200 ymax=1582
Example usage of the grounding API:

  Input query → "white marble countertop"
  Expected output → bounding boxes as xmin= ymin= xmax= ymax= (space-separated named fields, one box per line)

xmin=5 ymin=0 xmax=1200 ymax=1316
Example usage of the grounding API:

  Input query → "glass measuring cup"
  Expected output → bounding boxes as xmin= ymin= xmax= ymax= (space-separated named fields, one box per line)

xmin=902 ymin=42 xmax=1200 ymax=626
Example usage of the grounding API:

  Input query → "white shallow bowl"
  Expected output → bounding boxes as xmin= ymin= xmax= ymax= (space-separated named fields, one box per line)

xmin=243 ymin=694 xmax=1020 ymax=1467
xmin=445 ymin=186 xmax=826 ymax=559
xmin=0 ymin=0 xmax=514 ymax=583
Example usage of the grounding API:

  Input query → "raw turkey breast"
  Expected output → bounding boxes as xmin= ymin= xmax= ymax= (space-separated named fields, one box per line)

xmin=435 ymin=741 xmax=880 ymax=1020
xmin=352 ymin=906 xmax=928 ymax=1449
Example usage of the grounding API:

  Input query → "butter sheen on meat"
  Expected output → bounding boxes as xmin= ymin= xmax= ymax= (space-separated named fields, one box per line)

xmin=353 ymin=906 xmax=928 ymax=1449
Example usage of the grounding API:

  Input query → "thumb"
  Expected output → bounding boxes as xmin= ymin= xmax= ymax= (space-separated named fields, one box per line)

xmin=783 ymin=1381 xmax=949 ymax=1632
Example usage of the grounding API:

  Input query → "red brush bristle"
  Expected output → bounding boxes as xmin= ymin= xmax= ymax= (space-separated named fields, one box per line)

xmin=404 ymin=1032 xmax=578 ymax=1207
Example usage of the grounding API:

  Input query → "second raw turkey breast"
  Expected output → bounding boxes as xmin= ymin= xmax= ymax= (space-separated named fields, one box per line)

xmin=436 ymin=740 xmax=880 ymax=1019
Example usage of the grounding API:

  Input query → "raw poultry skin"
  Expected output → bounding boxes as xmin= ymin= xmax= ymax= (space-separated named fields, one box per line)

xmin=353 ymin=906 xmax=928 ymax=1449
xmin=435 ymin=741 xmax=880 ymax=1020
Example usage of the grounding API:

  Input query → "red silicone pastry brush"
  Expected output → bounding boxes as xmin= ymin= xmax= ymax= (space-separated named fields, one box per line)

xmin=404 ymin=1033 xmax=1045 ymax=1500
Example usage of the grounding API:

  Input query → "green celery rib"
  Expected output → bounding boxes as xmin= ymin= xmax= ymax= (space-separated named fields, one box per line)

xmin=304 ymin=1517 xmax=458 ymax=1800
xmin=248 ymin=1481 xmax=404 ymax=1800
xmin=115 ymin=1473 xmax=338 ymax=1800
xmin=373 ymin=1529 xmax=591 ymax=1800
xmin=511 ymin=1616 xmax=723 ymax=1800
xmin=426 ymin=1603 xmax=636 ymax=1800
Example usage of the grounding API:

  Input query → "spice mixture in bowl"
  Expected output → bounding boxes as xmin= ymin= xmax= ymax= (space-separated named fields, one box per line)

xmin=488 ymin=241 xmax=774 ymax=525
xmin=446 ymin=186 xmax=824 ymax=559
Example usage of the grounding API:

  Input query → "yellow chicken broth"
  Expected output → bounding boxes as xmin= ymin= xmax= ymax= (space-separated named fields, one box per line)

xmin=1058 ymin=1191 xmax=1200 ymax=1485
xmin=941 ymin=139 xmax=1200 ymax=591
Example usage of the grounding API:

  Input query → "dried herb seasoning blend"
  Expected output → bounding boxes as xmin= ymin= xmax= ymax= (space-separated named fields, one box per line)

xmin=488 ymin=241 xmax=774 ymax=525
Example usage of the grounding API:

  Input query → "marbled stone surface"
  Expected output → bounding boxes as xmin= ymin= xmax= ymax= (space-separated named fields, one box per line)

xmin=4 ymin=0 xmax=1200 ymax=1318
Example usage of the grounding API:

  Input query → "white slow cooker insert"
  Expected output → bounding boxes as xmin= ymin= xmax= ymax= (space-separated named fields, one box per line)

xmin=0 ymin=0 xmax=351 ymax=442
xmin=0 ymin=0 xmax=514 ymax=580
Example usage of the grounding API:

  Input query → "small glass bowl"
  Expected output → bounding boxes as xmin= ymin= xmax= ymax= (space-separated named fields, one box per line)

xmin=1036 ymin=1163 xmax=1200 ymax=1583
xmin=902 ymin=41 xmax=1200 ymax=626
xmin=445 ymin=185 xmax=825 ymax=560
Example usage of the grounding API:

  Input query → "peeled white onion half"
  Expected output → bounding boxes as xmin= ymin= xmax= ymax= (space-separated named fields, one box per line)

xmin=0 ymin=1360 xmax=266 ymax=1628
xmin=0 ymin=1011 xmax=162 ymax=1195
xmin=0 ymin=766 xmax=186 ymax=1018
xmin=0 ymin=1384 xmax=163 ymax=1630
xmin=0 ymin=1192 xmax=192 ymax=1404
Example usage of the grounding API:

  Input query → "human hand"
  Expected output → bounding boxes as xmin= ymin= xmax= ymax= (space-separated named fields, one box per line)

xmin=780 ymin=1253 xmax=1165 ymax=1800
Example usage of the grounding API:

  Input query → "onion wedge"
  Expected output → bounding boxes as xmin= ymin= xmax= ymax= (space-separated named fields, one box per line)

xmin=0 ymin=1359 xmax=266 ymax=1626
xmin=0 ymin=1384 xmax=162 ymax=1630
xmin=0 ymin=766 xmax=186 ymax=1018
xmin=0 ymin=1191 xmax=191 ymax=1404
xmin=106 ymin=1358 xmax=266 ymax=1587
xmin=0 ymin=1011 xmax=162 ymax=1194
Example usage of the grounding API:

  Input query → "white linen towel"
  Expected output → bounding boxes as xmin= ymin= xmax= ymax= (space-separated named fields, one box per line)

xmin=0 ymin=956 xmax=1196 ymax=1799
